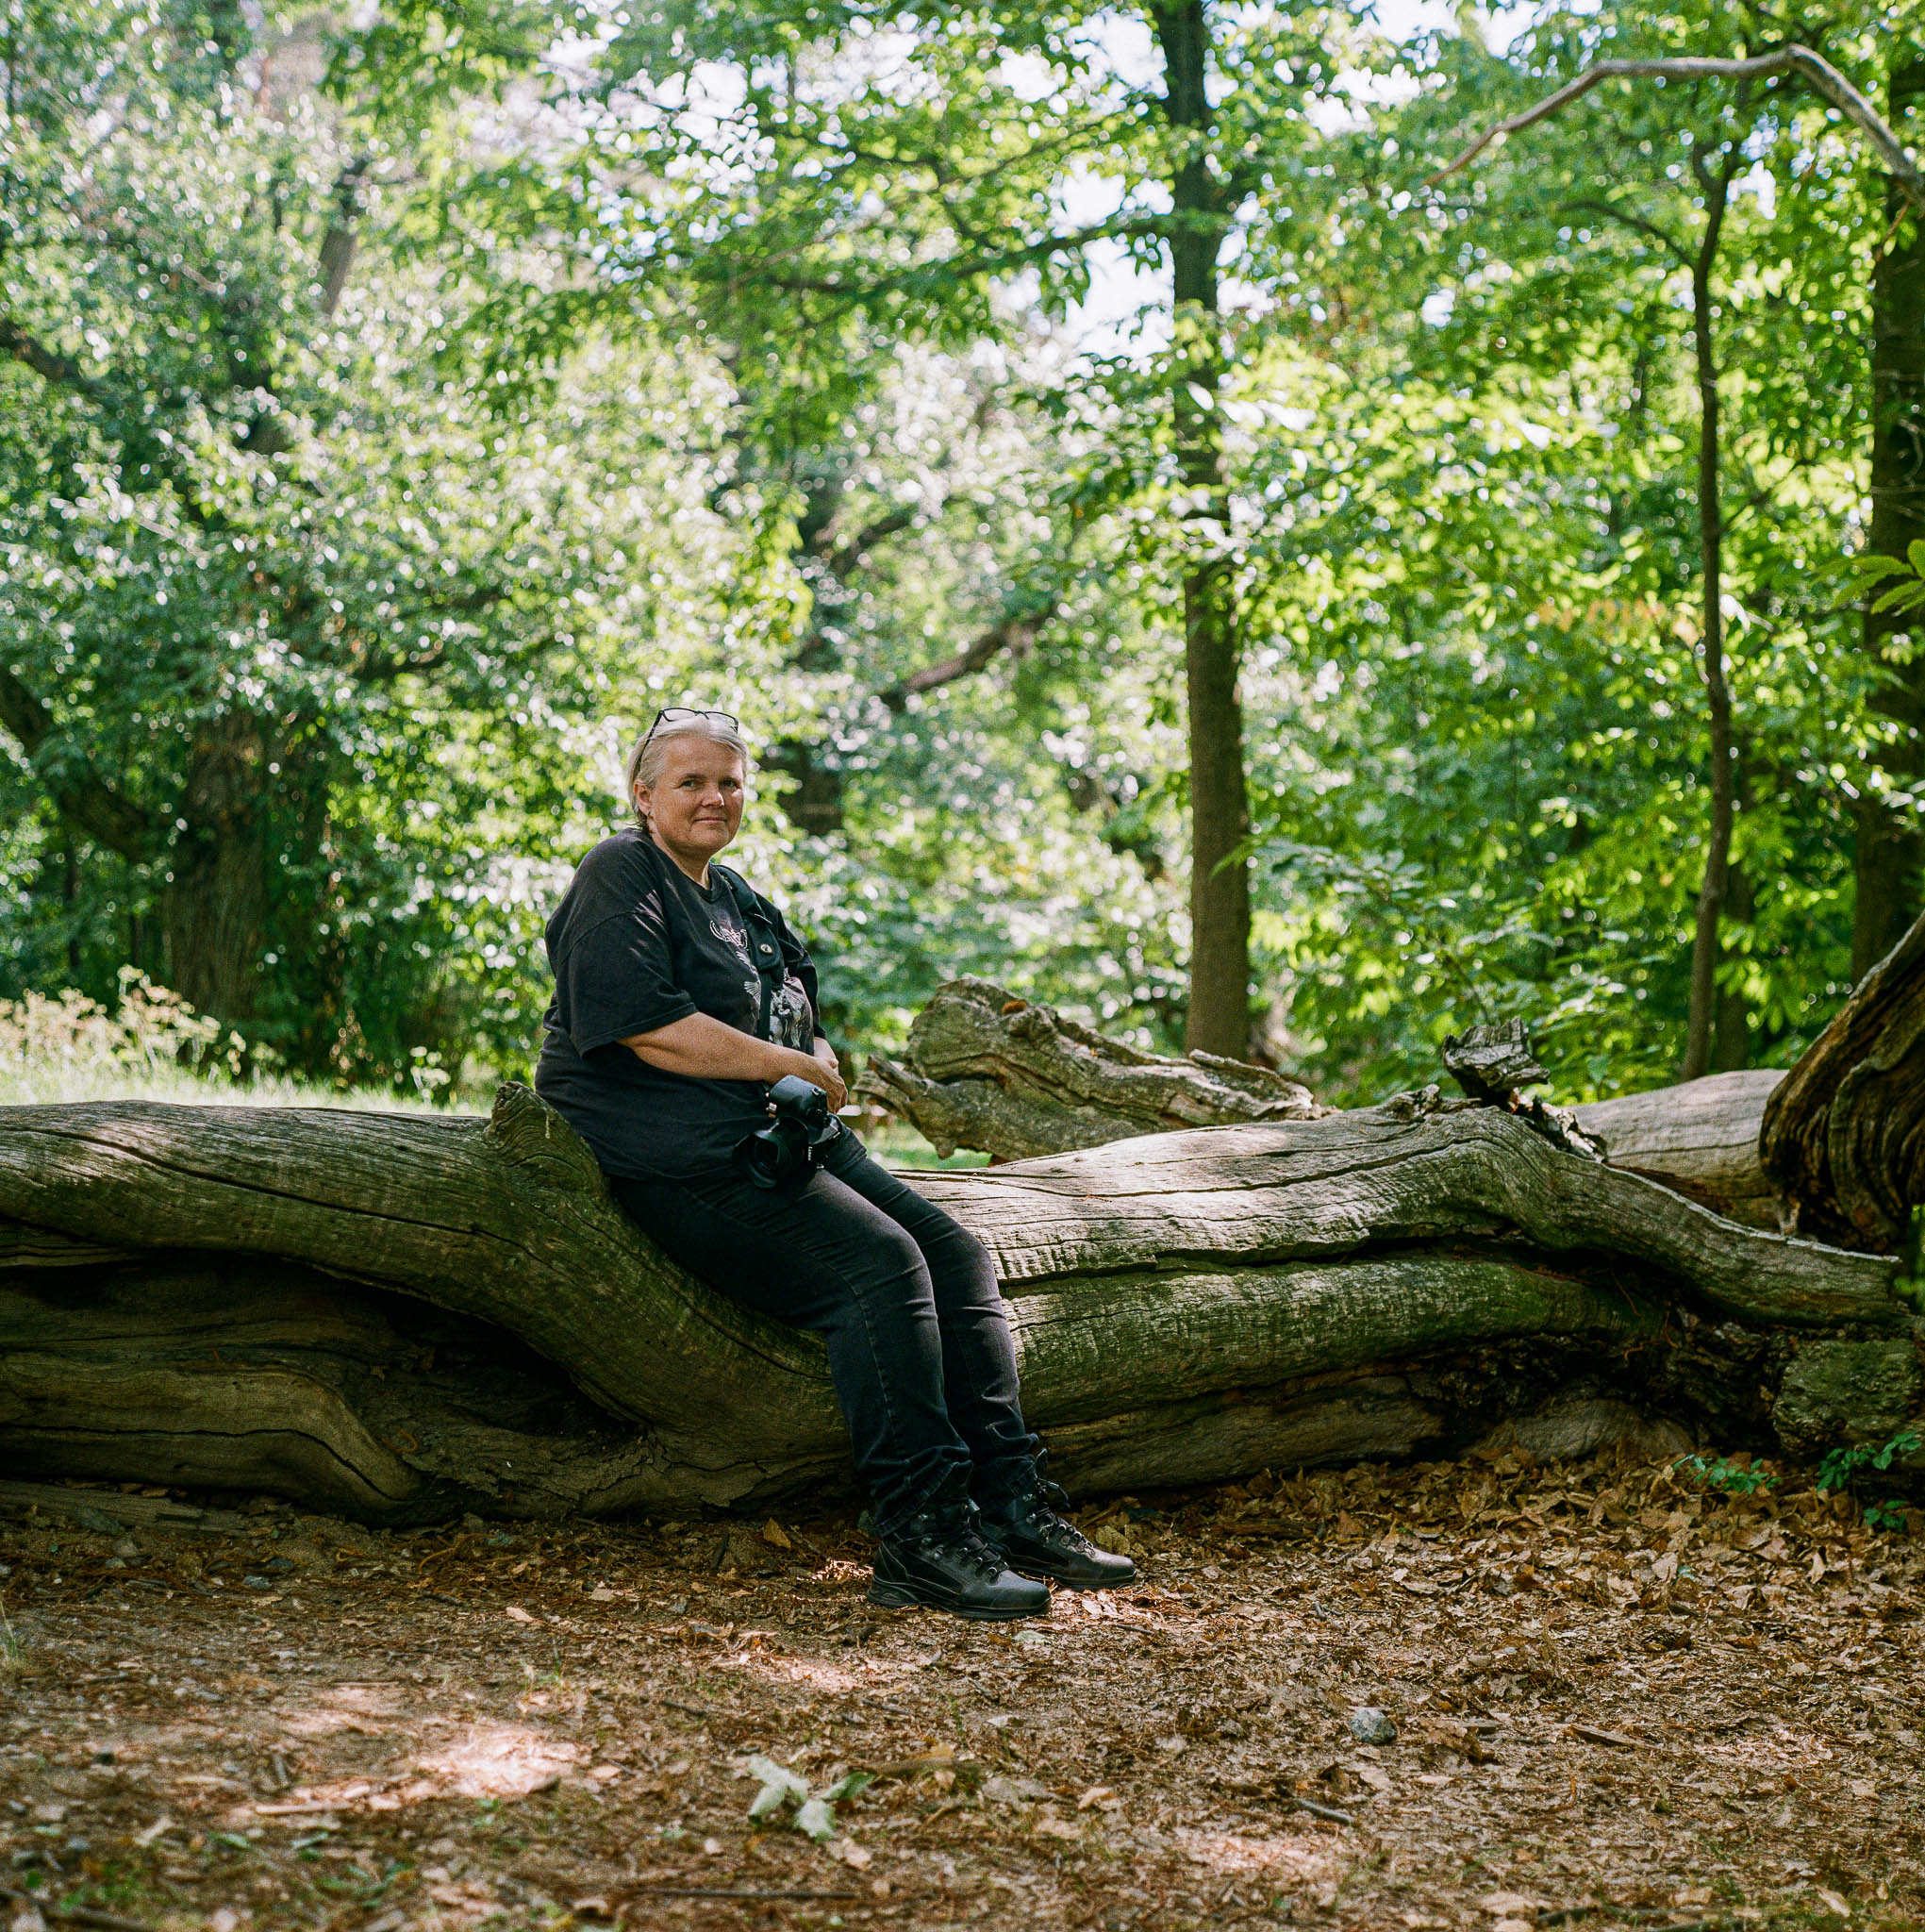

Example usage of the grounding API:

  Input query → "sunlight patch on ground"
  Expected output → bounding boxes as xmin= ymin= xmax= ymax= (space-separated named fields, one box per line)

xmin=1171 ymin=1824 xmax=1341 ymax=1883
xmin=408 ymin=1721 xmax=585 ymax=1800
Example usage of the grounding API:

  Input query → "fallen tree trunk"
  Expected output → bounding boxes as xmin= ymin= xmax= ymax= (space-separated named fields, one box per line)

xmin=856 ymin=980 xmax=1791 ymax=1231
xmin=1572 ymin=1069 xmax=1785 ymax=1230
xmin=1 ymin=1077 xmax=1915 ymax=1524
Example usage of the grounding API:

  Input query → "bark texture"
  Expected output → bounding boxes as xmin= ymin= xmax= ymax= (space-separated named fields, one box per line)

xmin=1854 ymin=58 xmax=1925 ymax=976
xmin=860 ymin=979 xmax=1782 ymax=1230
xmin=1761 ymin=903 xmax=1925 ymax=1250
xmin=1152 ymin=0 xmax=1252 ymax=1059
xmin=0 ymin=1069 xmax=1910 ymax=1524
xmin=856 ymin=977 xmax=1319 ymax=1160
xmin=1572 ymin=1069 xmax=1784 ymax=1230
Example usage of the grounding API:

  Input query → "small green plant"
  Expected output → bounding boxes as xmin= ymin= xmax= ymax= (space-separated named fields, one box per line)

xmin=744 ymin=1755 xmax=875 ymax=1840
xmin=1673 ymin=1453 xmax=1780 ymax=1496
xmin=1816 ymin=1430 xmax=1922 ymax=1494
xmin=1817 ymin=1428 xmax=1922 ymax=1529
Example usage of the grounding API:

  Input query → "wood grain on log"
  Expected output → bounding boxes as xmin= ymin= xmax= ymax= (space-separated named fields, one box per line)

xmin=1574 ymin=1069 xmax=1784 ymax=1229
xmin=1761 ymin=907 xmax=1925 ymax=1249
xmin=861 ymin=984 xmax=1786 ymax=1246
xmin=856 ymin=977 xmax=1319 ymax=1159
xmin=0 ymin=1070 xmax=1907 ymax=1520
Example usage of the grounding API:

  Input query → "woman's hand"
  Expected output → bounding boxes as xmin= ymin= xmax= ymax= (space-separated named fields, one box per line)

xmin=803 ymin=1036 xmax=848 ymax=1112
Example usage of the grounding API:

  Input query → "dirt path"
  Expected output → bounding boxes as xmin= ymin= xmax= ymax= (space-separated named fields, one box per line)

xmin=3 ymin=1448 xmax=1919 ymax=1931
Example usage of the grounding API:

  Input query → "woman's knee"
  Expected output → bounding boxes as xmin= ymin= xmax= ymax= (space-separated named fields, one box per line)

xmin=845 ymin=1222 xmax=938 ymax=1308
xmin=921 ymin=1221 xmax=1000 ymax=1298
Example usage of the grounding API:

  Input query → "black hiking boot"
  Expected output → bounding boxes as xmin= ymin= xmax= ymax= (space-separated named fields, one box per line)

xmin=977 ymin=1463 xmax=1137 ymax=1591
xmin=867 ymin=1498 xmax=1051 ymax=1622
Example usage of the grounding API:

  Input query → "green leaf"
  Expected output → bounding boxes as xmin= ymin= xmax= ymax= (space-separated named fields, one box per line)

xmin=821 ymin=1771 xmax=876 ymax=1803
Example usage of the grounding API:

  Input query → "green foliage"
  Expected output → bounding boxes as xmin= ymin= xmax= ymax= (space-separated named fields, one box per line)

xmin=1673 ymin=1453 xmax=1780 ymax=1498
xmin=0 ymin=0 xmax=1920 ymax=1113
xmin=1815 ymin=1430 xmax=1924 ymax=1497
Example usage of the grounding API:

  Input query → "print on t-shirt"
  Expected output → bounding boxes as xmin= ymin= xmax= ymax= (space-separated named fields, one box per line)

xmin=770 ymin=974 xmax=814 ymax=1051
xmin=705 ymin=905 xmax=763 ymax=1025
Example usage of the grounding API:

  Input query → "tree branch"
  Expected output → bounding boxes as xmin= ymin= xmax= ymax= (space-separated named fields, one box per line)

xmin=1430 ymin=44 xmax=1925 ymax=214
xmin=0 ymin=319 xmax=106 ymax=400
xmin=1566 ymin=197 xmax=1693 ymax=266
xmin=820 ymin=504 xmax=919 ymax=578
xmin=725 ymin=217 xmax=1170 ymax=303
xmin=879 ymin=601 xmax=1057 ymax=711
xmin=0 ymin=666 xmax=156 ymax=860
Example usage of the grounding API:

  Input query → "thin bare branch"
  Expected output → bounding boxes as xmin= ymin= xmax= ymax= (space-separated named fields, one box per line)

xmin=1430 ymin=44 xmax=1925 ymax=215
xmin=880 ymin=601 xmax=1058 ymax=710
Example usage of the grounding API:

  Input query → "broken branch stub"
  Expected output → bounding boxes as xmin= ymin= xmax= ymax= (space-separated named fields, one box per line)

xmin=855 ymin=976 xmax=1319 ymax=1160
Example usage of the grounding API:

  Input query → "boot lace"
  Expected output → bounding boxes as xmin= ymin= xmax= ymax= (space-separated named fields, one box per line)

xmin=1015 ymin=1480 xmax=1097 ymax=1555
xmin=903 ymin=1508 xmax=1007 ymax=1578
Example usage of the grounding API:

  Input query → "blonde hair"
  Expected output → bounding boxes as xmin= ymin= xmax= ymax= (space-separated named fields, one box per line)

xmin=625 ymin=712 xmax=751 ymax=826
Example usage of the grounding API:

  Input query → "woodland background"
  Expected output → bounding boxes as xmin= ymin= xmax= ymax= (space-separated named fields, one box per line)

xmin=4 ymin=0 xmax=1920 ymax=1111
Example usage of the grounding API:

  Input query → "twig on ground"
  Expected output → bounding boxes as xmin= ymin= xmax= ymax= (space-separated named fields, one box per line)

xmin=1291 ymin=1795 xmax=1356 ymax=1825
xmin=1570 ymin=1723 xmax=1643 ymax=1749
xmin=625 ymin=1885 xmax=860 ymax=1901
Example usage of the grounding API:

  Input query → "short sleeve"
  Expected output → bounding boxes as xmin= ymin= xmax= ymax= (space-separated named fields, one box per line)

xmin=552 ymin=890 xmax=695 ymax=1055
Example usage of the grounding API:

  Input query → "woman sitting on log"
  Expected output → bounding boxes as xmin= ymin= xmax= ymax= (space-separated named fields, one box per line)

xmin=533 ymin=707 xmax=1133 ymax=1619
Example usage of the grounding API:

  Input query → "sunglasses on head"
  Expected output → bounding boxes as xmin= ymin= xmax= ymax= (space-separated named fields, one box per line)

xmin=642 ymin=706 xmax=738 ymax=746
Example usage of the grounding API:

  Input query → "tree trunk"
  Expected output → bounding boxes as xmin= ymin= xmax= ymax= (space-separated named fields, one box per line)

xmin=1572 ymin=1068 xmax=1784 ymax=1228
xmin=859 ymin=976 xmax=1791 ymax=1229
xmin=1153 ymin=0 xmax=1252 ymax=1060
xmin=1682 ymin=154 xmax=1738 ymax=1081
xmin=1761 ymin=898 xmax=1925 ymax=1249
xmin=1854 ymin=56 xmax=1925 ymax=979
xmin=0 ymin=1066 xmax=1910 ymax=1524
xmin=159 ymin=713 xmax=269 ymax=1024
xmin=1713 ymin=861 xmax=1753 ymax=1072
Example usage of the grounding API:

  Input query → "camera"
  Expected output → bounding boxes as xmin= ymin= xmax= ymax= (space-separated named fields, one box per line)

xmin=737 ymin=1074 xmax=839 ymax=1188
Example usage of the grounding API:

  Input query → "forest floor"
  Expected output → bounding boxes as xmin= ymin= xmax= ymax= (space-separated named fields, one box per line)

xmin=2 ymin=1447 xmax=1919 ymax=1932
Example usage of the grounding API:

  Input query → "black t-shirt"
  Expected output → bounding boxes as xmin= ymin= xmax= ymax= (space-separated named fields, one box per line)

xmin=533 ymin=828 xmax=824 ymax=1181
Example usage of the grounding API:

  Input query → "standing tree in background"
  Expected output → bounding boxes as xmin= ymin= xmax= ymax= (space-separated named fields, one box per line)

xmin=1855 ymin=55 xmax=1925 ymax=977
xmin=1154 ymin=0 xmax=1249 ymax=1056
xmin=389 ymin=0 xmax=1369 ymax=1056
xmin=0 ymin=0 xmax=764 ymax=1075
xmin=1426 ymin=14 xmax=1925 ymax=1066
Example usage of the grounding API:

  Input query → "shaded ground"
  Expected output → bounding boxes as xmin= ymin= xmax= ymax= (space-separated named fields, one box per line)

xmin=2 ymin=1446 xmax=1920 ymax=1932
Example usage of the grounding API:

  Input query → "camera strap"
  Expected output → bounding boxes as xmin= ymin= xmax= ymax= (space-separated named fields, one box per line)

xmin=712 ymin=862 xmax=785 ymax=1042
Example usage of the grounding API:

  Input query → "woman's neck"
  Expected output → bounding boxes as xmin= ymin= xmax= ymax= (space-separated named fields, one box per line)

xmin=648 ymin=825 xmax=711 ymax=888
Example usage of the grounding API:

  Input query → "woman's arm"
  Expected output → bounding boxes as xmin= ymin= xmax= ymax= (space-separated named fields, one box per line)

xmin=621 ymin=1013 xmax=849 ymax=1110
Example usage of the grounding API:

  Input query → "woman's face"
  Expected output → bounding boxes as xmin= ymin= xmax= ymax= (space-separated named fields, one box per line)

xmin=635 ymin=733 xmax=747 ymax=868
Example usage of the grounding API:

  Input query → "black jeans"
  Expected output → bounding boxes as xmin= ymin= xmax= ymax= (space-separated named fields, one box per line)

xmin=607 ymin=1128 xmax=1039 ymax=1536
